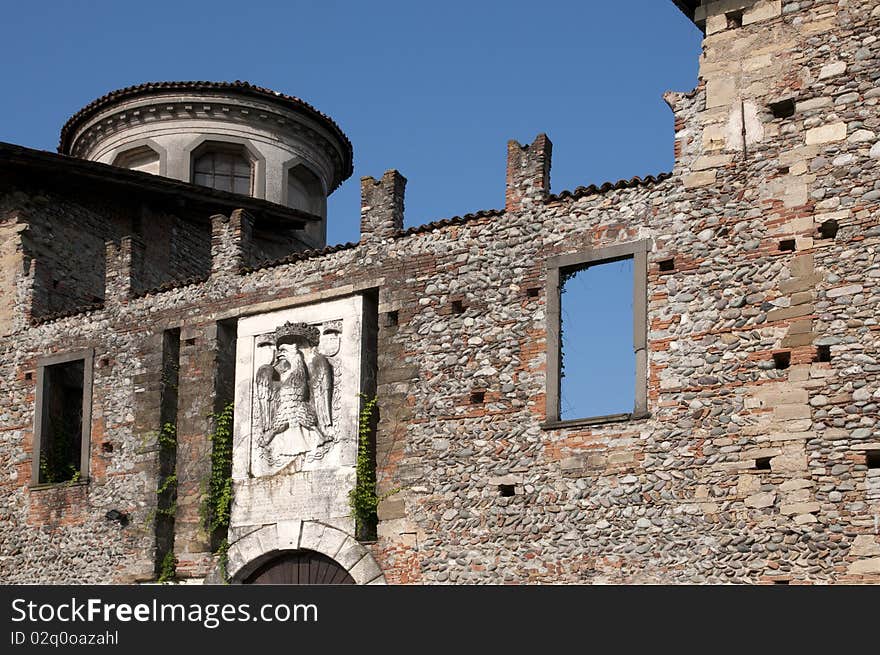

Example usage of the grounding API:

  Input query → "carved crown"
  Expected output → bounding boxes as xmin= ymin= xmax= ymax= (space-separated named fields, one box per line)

xmin=274 ymin=321 xmax=320 ymax=347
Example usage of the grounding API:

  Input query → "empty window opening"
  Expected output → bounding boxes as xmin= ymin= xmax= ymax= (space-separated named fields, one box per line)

xmin=470 ymin=390 xmax=485 ymax=404
xmin=498 ymin=484 xmax=515 ymax=497
xmin=526 ymin=287 xmax=540 ymax=298
xmin=384 ymin=310 xmax=399 ymax=327
xmin=755 ymin=457 xmax=772 ymax=471
xmin=726 ymin=10 xmax=743 ymax=28
xmin=816 ymin=345 xmax=832 ymax=363
xmin=659 ymin=258 xmax=676 ymax=272
xmin=451 ymin=300 xmax=465 ymax=314
xmin=769 ymin=98 xmax=796 ymax=120
xmin=867 ymin=451 xmax=880 ymax=469
xmin=560 ymin=258 xmax=635 ymax=420
xmin=193 ymin=148 xmax=252 ymax=195
xmin=819 ymin=219 xmax=839 ymax=240
xmin=773 ymin=351 xmax=791 ymax=370
xmin=779 ymin=239 xmax=796 ymax=252
xmin=38 ymin=359 xmax=85 ymax=484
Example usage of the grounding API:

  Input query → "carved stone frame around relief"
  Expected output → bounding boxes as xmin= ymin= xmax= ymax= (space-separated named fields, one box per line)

xmin=230 ymin=294 xmax=368 ymax=533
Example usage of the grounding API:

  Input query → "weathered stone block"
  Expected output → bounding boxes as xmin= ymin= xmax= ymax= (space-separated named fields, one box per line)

xmin=706 ymin=14 xmax=729 ymax=36
xmin=847 ymin=558 xmax=880 ymax=575
xmin=702 ymin=124 xmax=728 ymax=151
xmin=349 ymin=553 xmax=383 ymax=584
xmin=771 ymin=450 xmax=808 ymax=472
xmin=693 ymin=154 xmax=733 ymax=171
xmin=805 ymin=123 xmax=847 ymax=145
xmin=743 ymin=0 xmax=782 ymax=25
xmin=377 ymin=496 xmax=406 ymax=521
xmin=780 ymin=274 xmax=823 ymax=295
xmin=745 ymin=492 xmax=775 ymax=508
xmin=797 ymin=97 xmax=832 ymax=112
xmin=756 ymin=386 xmax=809 ymax=406
xmin=706 ymin=77 xmax=737 ymax=109
xmin=766 ymin=304 xmax=813 ymax=322
xmin=779 ymin=478 xmax=812 ymax=492
xmin=276 ymin=519 xmax=303 ymax=549
xmin=827 ymin=285 xmax=863 ymax=298
xmin=683 ymin=170 xmax=717 ymax=189
xmin=767 ymin=431 xmax=814 ymax=443
xmin=789 ymin=254 xmax=814 ymax=278
xmin=782 ymin=332 xmax=814 ymax=348
xmin=780 ymin=502 xmax=820 ymax=516
xmin=851 ymin=535 xmax=880 ymax=558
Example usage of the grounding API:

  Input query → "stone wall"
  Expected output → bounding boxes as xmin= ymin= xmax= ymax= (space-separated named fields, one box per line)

xmin=0 ymin=0 xmax=879 ymax=584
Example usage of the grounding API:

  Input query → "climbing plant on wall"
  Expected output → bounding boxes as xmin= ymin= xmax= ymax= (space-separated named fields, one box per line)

xmin=349 ymin=395 xmax=379 ymax=541
xmin=204 ymin=402 xmax=234 ymax=549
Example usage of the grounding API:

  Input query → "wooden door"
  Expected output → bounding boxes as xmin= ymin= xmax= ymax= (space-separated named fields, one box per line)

xmin=242 ymin=550 xmax=356 ymax=584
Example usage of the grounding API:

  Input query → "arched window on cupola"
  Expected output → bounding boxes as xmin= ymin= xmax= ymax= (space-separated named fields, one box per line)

xmin=192 ymin=145 xmax=253 ymax=195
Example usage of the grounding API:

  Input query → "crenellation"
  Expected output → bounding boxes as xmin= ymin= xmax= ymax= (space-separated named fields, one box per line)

xmin=210 ymin=209 xmax=255 ymax=277
xmin=360 ymin=170 xmax=406 ymax=241
xmin=505 ymin=134 xmax=552 ymax=213
xmin=104 ymin=236 xmax=145 ymax=303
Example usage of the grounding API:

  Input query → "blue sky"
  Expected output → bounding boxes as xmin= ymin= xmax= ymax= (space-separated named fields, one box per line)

xmin=561 ymin=258 xmax=636 ymax=419
xmin=0 ymin=0 xmax=703 ymax=417
xmin=0 ymin=0 xmax=701 ymax=245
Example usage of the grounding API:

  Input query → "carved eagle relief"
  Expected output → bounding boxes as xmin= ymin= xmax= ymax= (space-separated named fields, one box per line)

xmin=252 ymin=321 xmax=336 ymax=471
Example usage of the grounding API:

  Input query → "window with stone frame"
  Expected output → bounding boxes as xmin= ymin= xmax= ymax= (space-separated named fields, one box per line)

xmin=31 ymin=350 xmax=93 ymax=485
xmin=544 ymin=240 xmax=649 ymax=426
xmin=193 ymin=146 xmax=253 ymax=195
xmin=113 ymin=145 xmax=161 ymax=175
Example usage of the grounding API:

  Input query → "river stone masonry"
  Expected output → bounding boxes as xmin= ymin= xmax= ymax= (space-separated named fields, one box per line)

xmin=1 ymin=0 xmax=879 ymax=584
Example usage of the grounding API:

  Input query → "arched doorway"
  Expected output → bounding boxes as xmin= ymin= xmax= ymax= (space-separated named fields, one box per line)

xmin=242 ymin=550 xmax=356 ymax=585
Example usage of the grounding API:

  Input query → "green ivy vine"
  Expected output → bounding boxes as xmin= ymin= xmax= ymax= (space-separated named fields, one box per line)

xmin=347 ymin=395 xmax=400 ymax=541
xmin=155 ymin=422 xmax=178 ymax=519
xmin=39 ymin=423 xmax=81 ymax=484
xmin=204 ymin=402 xmax=234 ymax=539
xmin=157 ymin=550 xmax=177 ymax=583
xmin=158 ymin=421 xmax=177 ymax=451
xmin=216 ymin=537 xmax=230 ymax=585
xmin=348 ymin=395 xmax=378 ymax=539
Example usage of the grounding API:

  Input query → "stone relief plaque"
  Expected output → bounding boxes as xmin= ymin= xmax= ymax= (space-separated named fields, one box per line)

xmin=231 ymin=295 xmax=364 ymax=530
xmin=252 ymin=321 xmax=339 ymax=476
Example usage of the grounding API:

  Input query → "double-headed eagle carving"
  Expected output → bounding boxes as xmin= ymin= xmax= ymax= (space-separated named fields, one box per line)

xmin=254 ymin=321 xmax=334 ymax=467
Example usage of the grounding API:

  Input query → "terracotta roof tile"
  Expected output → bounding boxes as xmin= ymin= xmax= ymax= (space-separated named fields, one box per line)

xmin=244 ymin=242 xmax=359 ymax=274
xmin=545 ymin=173 xmax=672 ymax=202
xmin=395 ymin=209 xmax=505 ymax=236
xmin=133 ymin=275 xmax=210 ymax=299
xmin=59 ymin=80 xmax=353 ymax=189
xmin=32 ymin=303 xmax=105 ymax=326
